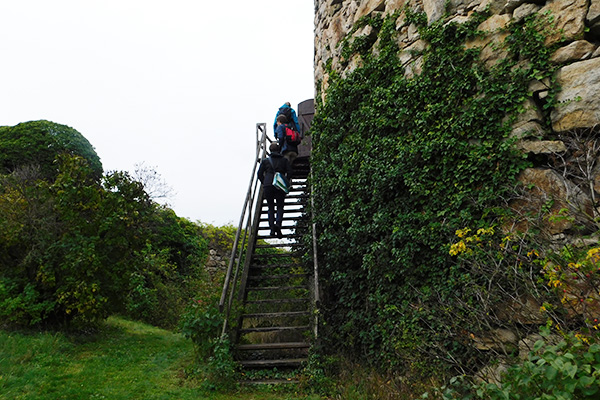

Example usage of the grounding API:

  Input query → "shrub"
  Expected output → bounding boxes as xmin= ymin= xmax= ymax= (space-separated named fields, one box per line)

xmin=180 ymin=300 xmax=223 ymax=357
xmin=0 ymin=120 xmax=102 ymax=180
xmin=481 ymin=331 xmax=600 ymax=399
xmin=423 ymin=328 xmax=600 ymax=399
xmin=180 ymin=300 xmax=237 ymax=390
xmin=0 ymin=151 xmax=210 ymax=327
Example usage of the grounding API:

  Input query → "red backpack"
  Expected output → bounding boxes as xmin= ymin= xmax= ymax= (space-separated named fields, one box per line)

xmin=284 ymin=124 xmax=302 ymax=146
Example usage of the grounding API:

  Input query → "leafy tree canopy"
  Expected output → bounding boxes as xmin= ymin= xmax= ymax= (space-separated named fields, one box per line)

xmin=0 ymin=120 xmax=103 ymax=180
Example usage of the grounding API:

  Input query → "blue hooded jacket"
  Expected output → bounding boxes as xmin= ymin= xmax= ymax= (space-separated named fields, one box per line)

xmin=273 ymin=104 xmax=300 ymax=136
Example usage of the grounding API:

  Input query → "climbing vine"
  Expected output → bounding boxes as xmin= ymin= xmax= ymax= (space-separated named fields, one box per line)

xmin=311 ymin=8 xmax=559 ymax=381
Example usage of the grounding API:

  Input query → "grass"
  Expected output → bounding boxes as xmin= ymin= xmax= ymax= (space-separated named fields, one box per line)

xmin=0 ymin=316 xmax=321 ymax=400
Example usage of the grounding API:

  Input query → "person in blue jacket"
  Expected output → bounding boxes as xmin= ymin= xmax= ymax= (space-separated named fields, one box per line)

xmin=273 ymin=102 xmax=300 ymax=136
xmin=274 ymin=114 xmax=298 ymax=166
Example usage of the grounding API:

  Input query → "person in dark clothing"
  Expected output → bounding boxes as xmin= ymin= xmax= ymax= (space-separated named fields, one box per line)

xmin=274 ymin=114 xmax=299 ymax=166
xmin=257 ymin=142 xmax=291 ymax=238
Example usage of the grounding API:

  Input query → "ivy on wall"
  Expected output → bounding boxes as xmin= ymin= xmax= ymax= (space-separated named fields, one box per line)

xmin=311 ymin=9 xmax=558 ymax=377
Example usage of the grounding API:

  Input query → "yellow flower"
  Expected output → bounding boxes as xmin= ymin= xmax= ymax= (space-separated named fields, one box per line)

xmin=456 ymin=228 xmax=471 ymax=238
xmin=527 ymin=249 xmax=539 ymax=258
xmin=476 ymin=227 xmax=494 ymax=236
xmin=587 ymin=247 xmax=600 ymax=264
xmin=449 ymin=241 xmax=467 ymax=256
xmin=575 ymin=333 xmax=590 ymax=344
xmin=549 ymin=279 xmax=562 ymax=288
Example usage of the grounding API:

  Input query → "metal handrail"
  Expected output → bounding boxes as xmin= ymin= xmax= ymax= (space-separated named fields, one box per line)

xmin=220 ymin=122 xmax=271 ymax=337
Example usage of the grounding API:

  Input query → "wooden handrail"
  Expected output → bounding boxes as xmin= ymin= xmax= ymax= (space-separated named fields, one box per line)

xmin=220 ymin=123 xmax=271 ymax=337
xmin=310 ymin=167 xmax=320 ymax=339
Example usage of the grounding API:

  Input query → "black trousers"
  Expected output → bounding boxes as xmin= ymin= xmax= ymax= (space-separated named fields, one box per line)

xmin=264 ymin=186 xmax=286 ymax=231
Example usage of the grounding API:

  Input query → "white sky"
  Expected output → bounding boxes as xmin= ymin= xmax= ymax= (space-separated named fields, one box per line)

xmin=0 ymin=1 xmax=315 ymax=226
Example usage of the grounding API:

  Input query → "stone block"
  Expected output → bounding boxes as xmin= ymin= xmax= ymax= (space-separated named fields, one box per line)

xmin=551 ymin=57 xmax=600 ymax=132
xmin=355 ymin=0 xmax=386 ymax=22
xmin=512 ymin=3 xmax=541 ymax=22
xmin=538 ymin=0 xmax=587 ymax=45
xmin=550 ymin=40 xmax=597 ymax=64
xmin=516 ymin=140 xmax=567 ymax=154
xmin=587 ymin=0 xmax=600 ymax=34
xmin=423 ymin=0 xmax=446 ymax=24
xmin=511 ymin=168 xmax=593 ymax=234
xmin=465 ymin=14 xmax=511 ymax=67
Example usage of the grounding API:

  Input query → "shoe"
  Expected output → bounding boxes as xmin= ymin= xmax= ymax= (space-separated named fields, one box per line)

xmin=276 ymin=228 xmax=283 ymax=239
xmin=270 ymin=229 xmax=276 ymax=237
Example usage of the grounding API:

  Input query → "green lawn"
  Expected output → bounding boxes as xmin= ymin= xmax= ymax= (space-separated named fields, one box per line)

xmin=0 ymin=316 xmax=320 ymax=400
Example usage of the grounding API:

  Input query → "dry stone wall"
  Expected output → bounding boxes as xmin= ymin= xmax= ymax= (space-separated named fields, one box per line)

xmin=314 ymin=0 xmax=600 ymax=238
xmin=313 ymin=0 xmax=600 ymax=373
xmin=204 ymin=248 xmax=228 ymax=279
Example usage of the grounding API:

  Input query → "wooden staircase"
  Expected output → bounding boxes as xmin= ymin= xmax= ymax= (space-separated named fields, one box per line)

xmin=218 ymin=122 xmax=317 ymax=376
xmin=234 ymin=156 xmax=312 ymax=368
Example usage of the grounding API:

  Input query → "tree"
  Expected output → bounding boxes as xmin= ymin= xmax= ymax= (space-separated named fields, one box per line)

xmin=0 ymin=155 xmax=149 ymax=325
xmin=132 ymin=162 xmax=174 ymax=203
xmin=0 ymin=120 xmax=103 ymax=181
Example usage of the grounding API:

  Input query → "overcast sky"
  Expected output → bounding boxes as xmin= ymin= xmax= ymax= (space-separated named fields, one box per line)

xmin=0 ymin=1 xmax=315 ymax=226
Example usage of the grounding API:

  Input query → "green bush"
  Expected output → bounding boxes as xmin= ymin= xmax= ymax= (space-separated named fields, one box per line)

xmin=0 ymin=120 xmax=103 ymax=180
xmin=124 ymin=209 xmax=210 ymax=329
xmin=180 ymin=300 xmax=237 ymax=390
xmin=198 ymin=222 xmax=236 ymax=255
xmin=0 ymin=280 xmax=55 ymax=325
xmin=424 ymin=329 xmax=600 ymax=399
xmin=0 ymin=150 xmax=210 ymax=328
xmin=0 ymin=155 xmax=151 ymax=325
xmin=180 ymin=301 xmax=223 ymax=357
xmin=482 ymin=334 xmax=600 ymax=399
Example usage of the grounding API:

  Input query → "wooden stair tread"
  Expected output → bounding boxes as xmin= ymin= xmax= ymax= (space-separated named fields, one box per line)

xmin=245 ymin=298 xmax=309 ymax=304
xmin=252 ymin=252 xmax=303 ymax=258
xmin=236 ymin=342 xmax=309 ymax=350
xmin=261 ymin=196 xmax=308 ymax=202
xmin=260 ymin=203 xmax=306 ymax=209
xmin=257 ymin=233 xmax=303 ymax=239
xmin=239 ymin=325 xmax=310 ymax=333
xmin=248 ymin=273 xmax=308 ymax=280
xmin=259 ymin=210 xmax=305 ymax=215
xmin=238 ymin=358 xmax=307 ymax=368
xmin=259 ymin=216 xmax=304 ymax=222
xmin=246 ymin=285 xmax=308 ymax=291
xmin=250 ymin=263 xmax=300 ymax=269
xmin=255 ymin=242 xmax=302 ymax=249
xmin=241 ymin=311 xmax=310 ymax=319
